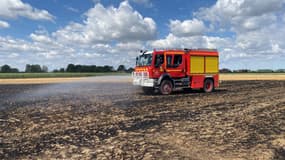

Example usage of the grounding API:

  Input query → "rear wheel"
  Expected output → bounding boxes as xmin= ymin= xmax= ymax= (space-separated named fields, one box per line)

xmin=203 ymin=79 xmax=214 ymax=93
xmin=160 ymin=80 xmax=173 ymax=95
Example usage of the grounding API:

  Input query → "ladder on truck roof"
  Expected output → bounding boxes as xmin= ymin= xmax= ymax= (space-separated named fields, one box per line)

xmin=189 ymin=48 xmax=218 ymax=52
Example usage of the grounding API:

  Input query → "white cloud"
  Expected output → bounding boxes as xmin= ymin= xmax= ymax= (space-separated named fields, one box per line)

xmin=0 ymin=1 xmax=157 ymax=70
xmin=7 ymin=53 xmax=19 ymax=58
xmin=150 ymin=0 xmax=285 ymax=69
xmin=170 ymin=19 xmax=206 ymax=37
xmin=196 ymin=0 xmax=285 ymax=33
xmin=240 ymin=0 xmax=285 ymax=16
xmin=239 ymin=14 xmax=276 ymax=31
xmin=54 ymin=1 xmax=156 ymax=44
xmin=116 ymin=42 xmax=144 ymax=51
xmin=91 ymin=0 xmax=101 ymax=3
xmin=130 ymin=0 xmax=153 ymax=7
xmin=30 ymin=33 xmax=53 ymax=44
xmin=150 ymin=33 xmax=231 ymax=50
xmin=0 ymin=20 xmax=9 ymax=28
xmin=0 ymin=36 xmax=38 ymax=53
xmin=1 ymin=0 xmax=285 ymax=70
xmin=271 ymin=43 xmax=282 ymax=54
xmin=64 ymin=6 xmax=79 ymax=13
xmin=235 ymin=25 xmax=285 ymax=55
xmin=197 ymin=0 xmax=285 ymax=21
xmin=0 ymin=0 xmax=54 ymax=21
xmin=0 ymin=35 xmax=82 ymax=70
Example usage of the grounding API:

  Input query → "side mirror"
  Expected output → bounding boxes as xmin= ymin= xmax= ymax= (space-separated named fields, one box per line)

xmin=136 ymin=57 xmax=138 ymax=65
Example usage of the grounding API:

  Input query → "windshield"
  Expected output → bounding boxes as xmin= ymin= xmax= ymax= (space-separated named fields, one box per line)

xmin=136 ymin=53 xmax=152 ymax=66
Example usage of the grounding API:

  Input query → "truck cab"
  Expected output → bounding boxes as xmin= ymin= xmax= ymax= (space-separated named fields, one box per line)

xmin=132 ymin=49 xmax=219 ymax=94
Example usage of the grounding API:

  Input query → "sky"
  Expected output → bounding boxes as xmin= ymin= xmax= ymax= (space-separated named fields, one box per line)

xmin=0 ymin=0 xmax=285 ymax=71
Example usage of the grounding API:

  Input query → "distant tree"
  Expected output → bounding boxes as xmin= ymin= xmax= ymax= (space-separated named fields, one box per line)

xmin=1 ymin=65 xmax=19 ymax=73
xmin=256 ymin=69 xmax=274 ymax=73
xmin=25 ymin=64 xmax=31 ymax=72
xmin=74 ymin=65 xmax=82 ymax=72
xmin=65 ymin=64 xmax=114 ymax=72
xmin=30 ymin=64 xmax=42 ymax=72
xmin=233 ymin=69 xmax=251 ymax=73
xmin=42 ymin=65 xmax=48 ymax=72
xmin=59 ymin=68 xmax=65 ymax=72
xmin=10 ymin=68 xmax=19 ymax=73
xmin=219 ymin=68 xmax=232 ymax=73
xmin=25 ymin=64 xmax=43 ymax=72
xmin=103 ymin=65 xmax=114 ymax=72
xmin=275 ymin=69 xmax=285 ymax=73
xmin=117 ymin=65 xmax=126 ymax=72
xmin=90 ymin=65 xmax=97 ymax=72
xmin=1 ymin=64 xmax=11 ymax=73
xmin=66 ymin=64 xmax=75 ymax=72
xmin=53 ymin=67 xmax=65 ymax=72
xmin=126 ymin=67 xmax=134 ymax=73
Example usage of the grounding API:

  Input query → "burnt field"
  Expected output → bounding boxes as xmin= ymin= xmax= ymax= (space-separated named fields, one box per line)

xmin=0 ymin=77 xmax=284 ymax=159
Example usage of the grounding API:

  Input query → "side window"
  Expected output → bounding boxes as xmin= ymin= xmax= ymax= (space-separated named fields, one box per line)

xmin=173 ymin=55 xmax=182 ymax=67
xmin=166 ymin=55 xmax=172 ymax=68
xmin=154 ymin=54 xmax=164 ymax=67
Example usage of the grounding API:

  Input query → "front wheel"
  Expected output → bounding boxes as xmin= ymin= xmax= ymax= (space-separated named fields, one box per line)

xmin=160 ymin=80 xmax=173 ymax=95
xmin=203 ymin=79 xmax=214 ymax=93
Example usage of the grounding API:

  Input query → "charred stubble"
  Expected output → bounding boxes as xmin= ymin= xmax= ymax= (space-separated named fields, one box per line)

xmin=0 ymin=79 xmax=285 ymax=159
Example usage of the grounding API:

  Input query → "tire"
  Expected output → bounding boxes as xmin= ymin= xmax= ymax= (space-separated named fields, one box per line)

xmin=142 ymin=87 xmax=154 ymax=94
xmin=203 ymin=79 xmax=214 ymax=93
xmin=160 ymin=80 xmax=173 ymax=95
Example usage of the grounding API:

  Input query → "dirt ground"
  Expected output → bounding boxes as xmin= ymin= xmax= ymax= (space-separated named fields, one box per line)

xmin=220 ymin=74 xmax=285 ymax=81
xmin=0 ymin=76 xmax=284 ymax=159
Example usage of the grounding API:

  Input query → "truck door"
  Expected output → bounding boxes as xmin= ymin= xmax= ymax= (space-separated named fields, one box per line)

xmin=153 ymin=53 xmax=165 ymax=78
xmin=165 ymin=53 xmax=185 ymax=78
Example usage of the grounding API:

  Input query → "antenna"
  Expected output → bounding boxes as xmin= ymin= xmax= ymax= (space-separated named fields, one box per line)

xmin=195 ymin=48 xmax=218 ymax=52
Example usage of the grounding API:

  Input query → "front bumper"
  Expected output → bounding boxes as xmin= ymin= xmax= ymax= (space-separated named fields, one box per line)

xmin=132 ymin=72 xmax=155 ymax=87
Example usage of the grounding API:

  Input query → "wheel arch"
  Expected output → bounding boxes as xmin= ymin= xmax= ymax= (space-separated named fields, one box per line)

xmin=204 ymin=77 xmax=214 ymax=83
xmin=158 ymin=74 xmax=174 ymax=86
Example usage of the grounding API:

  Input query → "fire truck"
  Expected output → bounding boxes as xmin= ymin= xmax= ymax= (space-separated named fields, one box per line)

xmin=132 ymin=48 xmax=219 ymax=94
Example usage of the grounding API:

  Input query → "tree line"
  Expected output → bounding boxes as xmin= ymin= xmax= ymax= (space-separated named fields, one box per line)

xmin=0 ymin=64 xmax=134 ymax=73
xmin=0 ymin=64 xmax=19 ymax=73
xmin=25 ymin=64 xmax=48 ymax=73
xmin=54 ymin=64 xmax=134 ymax=73
xmin=1 ymin=64 xmax=284 ymax=73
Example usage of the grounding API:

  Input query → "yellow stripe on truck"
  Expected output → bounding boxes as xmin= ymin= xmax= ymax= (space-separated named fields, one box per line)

xmin=190 ymin=56 xmax=204 ymax=73
xmin=205 ymin=57 xmax=218 ymax=73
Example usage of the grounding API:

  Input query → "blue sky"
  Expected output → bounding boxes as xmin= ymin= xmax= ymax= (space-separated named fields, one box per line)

xmin=0 ymin=0 xmax=285 ymax=71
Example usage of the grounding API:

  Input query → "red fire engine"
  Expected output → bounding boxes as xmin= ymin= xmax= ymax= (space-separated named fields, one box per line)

xmin=132 ymin=48 xmax=219 ymax=94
